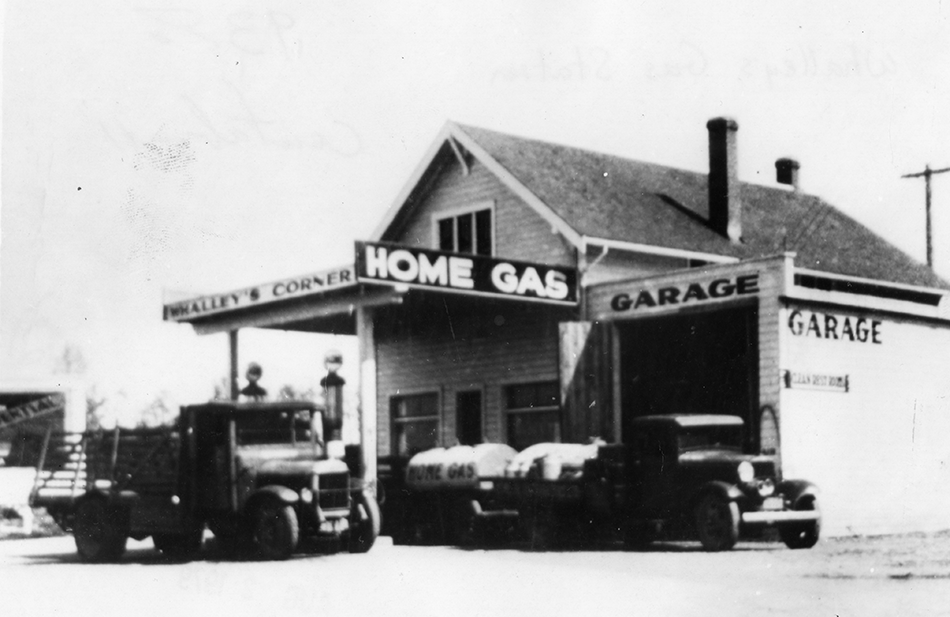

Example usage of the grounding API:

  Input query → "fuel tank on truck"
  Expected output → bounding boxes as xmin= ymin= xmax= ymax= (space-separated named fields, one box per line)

xmin=504 ymin=442 xmax=603 ymax=480
xmin=405 ymin=444 xmax=518 ymax=491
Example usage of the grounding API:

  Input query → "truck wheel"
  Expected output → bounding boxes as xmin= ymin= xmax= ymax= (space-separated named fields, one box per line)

xmin=780 ymin=496 xmax=821 ymax=550
xmin=74 ymin=498 xmax=128 ymax=562
xmin=252 ymin=501 xmax=299 ymax=560
xmin=695 ymin=494 xmax=740 ymax=552
xmin=153 ymin=525 xmax=204 ymax=561
xmin=348 ymin=491 xmax=381 ymax=554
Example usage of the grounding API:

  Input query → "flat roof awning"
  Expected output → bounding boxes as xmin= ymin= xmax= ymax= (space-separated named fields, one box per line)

xmin=164 ymin=243 xmax=581 ymax=335
xmin=163 ymin=265 xmax=405 ymax=335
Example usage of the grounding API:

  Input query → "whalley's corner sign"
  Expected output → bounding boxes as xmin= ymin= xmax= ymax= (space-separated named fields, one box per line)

xmin=355 ymin=242 xmax=578 ymax=305
xmin=163 ymin=266 xmax=357 ymax=322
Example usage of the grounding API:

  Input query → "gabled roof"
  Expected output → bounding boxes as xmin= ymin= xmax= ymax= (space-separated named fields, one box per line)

xmin=375 ymin=121 xmax=949 ymax=290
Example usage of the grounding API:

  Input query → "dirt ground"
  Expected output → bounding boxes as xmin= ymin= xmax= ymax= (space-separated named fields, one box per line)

xmin=3 ymin=529 xmax=950 ymax=617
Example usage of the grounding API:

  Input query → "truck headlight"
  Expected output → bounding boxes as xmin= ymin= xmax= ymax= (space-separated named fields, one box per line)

xmin=738 ymin=461 xmax=755 ymax=483
xmin=327 ymin=440 xmax=345 ymax=459
xmin=300 ymin=488 xmax=314 ymax=504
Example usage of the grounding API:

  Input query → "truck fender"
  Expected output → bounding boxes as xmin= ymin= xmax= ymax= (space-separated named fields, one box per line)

xmin=691 ymin=481 xmax=744 ymax=509
xmin=778 ymin=480 xmax=820 ymax=508
xmin=74 ymin=490 xmax=114 ymax=510
xmin=246 ymin=485 xmax=300 ymax=510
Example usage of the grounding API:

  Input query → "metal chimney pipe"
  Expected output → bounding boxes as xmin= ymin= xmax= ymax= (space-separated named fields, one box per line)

xmin=707 ymin=117 xmax=742 ymax=243
xmin=776 ymin=158 xmax=800 ymax=190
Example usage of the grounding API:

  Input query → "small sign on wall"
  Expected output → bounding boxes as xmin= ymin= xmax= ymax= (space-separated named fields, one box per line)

xmin=783 ymin=370 xmax=849 ymax=393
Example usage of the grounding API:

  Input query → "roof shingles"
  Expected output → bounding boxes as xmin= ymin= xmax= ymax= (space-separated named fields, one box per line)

xmin=457 ymin=123 xmax=948 ymax=290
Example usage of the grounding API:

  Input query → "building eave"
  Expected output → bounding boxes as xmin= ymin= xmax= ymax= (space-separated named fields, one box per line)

xmin=582 ymin=236 xmax=739 ymax=264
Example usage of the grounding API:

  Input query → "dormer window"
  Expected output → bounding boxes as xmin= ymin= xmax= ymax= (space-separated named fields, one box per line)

xmin=434 ymin=203 xmax=493 ymax=256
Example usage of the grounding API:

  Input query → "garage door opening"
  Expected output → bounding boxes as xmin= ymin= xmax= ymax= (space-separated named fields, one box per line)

xmin=618 ymin=303 xmax=759 ymax=451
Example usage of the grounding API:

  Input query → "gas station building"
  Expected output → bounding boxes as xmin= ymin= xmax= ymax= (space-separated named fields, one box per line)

xmin=165 ymin=118 xmax=950 ymax=536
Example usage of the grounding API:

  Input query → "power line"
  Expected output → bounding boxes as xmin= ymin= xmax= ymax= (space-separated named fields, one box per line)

xmin=901 ymin=164 xmax=950 ymax=268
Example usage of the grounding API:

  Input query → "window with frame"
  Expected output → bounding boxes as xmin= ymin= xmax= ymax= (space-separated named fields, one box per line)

xmin=504 ymin=381 xmax=561 ymax=451
xmin=391 ymin=392 xmax=440 ymax=457
xmin=436 ymin=207 xmax=492 ymax=255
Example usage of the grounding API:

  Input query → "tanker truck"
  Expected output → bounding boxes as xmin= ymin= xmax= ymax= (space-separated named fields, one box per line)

xmin=384 ymin=414 xmax=821 ymax=552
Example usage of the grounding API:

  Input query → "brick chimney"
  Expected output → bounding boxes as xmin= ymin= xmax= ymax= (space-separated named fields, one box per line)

xmin=775 ymin=157 xmax=800 ymax=190
xmin=707 ymin=117 xmax=741 ymax=242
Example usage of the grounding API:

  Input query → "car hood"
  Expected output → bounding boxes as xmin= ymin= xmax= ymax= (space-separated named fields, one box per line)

xmin=237 ymin=449 xmax=349 ymax=477
xmin=679 ymin=448 xmax=749 ymax=464
xmin=678 ymin=449 xmax=776 ymax=478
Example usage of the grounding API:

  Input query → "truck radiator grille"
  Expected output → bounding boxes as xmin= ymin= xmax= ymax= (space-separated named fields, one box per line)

xmin=317 ymin=473 xmax=350 ymax=511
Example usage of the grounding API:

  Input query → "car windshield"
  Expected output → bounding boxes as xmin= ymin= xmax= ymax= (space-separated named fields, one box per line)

xmin=235 ymin=409 xmax=323 ymax=447
xmin=676 ymin=424 xmax=743 ymax=452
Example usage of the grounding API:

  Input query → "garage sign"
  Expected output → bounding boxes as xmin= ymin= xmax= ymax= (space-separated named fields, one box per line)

xmin=609 ymin=274 xmax=760 ymax=312
xmin=356 ymin=242 xmax=578 ymax=305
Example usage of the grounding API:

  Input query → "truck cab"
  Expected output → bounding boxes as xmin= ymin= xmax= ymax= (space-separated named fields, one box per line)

xmin=615 ymin=414 xmax=821 ymax=551
xmin=183 ymin=401 xmax=378 ymax=560
xmin=488 ymin=414 xmax=820 ymax=552
xmin=30 ymin=401 xmax=380 ymax=561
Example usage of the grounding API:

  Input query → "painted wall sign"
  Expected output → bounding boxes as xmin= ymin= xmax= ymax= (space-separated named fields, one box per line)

xmin=163 ymin=265 xmax=357 ymax=321
xmin=783 ymin=370 xmax=849 ymax=393
xmin=355 ymin=241 xmax=578 ymax=305
xmin=787 ymin=309 xmax=882 ymax=344
xmin=610 ymin=274 xmax=760 ymax=312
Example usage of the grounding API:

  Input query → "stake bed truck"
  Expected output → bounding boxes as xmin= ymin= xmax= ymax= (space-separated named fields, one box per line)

xmin=30 ymin=401 xmax=379 ymax=561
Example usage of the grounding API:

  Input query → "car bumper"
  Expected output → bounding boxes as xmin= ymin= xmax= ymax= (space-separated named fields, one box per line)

xmin=741 ymin=510 xmax=820 ymax=525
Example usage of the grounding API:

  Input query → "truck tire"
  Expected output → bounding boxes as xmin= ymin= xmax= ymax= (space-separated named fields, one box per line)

xmin=348 ymin=491 xmax=381 ymax=553
xmin=780 ymin=496 xmax=821 ymax=550
xmin=153 ymin=525 xmax=204 ymax=561
xmin=74 ymin=498 xmax=128 ymax=563
xmin=694 ymin=494 xmax=740 ymax=552
xmin=252 ymin=500 xmax=299 ymax=560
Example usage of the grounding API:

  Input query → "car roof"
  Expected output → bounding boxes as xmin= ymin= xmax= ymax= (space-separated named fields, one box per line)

xmin=632 ymin=414 xmax=745 ymax=428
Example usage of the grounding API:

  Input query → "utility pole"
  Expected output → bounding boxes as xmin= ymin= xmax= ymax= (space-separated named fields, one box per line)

xmin=902 ymin=164 xmax=950 ymax=268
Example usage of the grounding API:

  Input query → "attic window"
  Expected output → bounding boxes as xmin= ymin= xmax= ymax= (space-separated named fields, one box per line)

xmin=433 ymin=203 xmax=493 ymax=256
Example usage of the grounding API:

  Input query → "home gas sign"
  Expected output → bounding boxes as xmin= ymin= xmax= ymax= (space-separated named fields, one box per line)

xmin=355 ymin=242 xmax=578 ymax=305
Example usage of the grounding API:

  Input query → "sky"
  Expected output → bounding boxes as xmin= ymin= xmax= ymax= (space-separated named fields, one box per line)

xmin=3 ymin=1 xmax=950 ymax=427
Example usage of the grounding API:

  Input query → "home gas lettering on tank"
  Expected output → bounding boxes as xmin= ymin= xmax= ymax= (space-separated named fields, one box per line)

xmin=405 ymin=452 xmax=478 ymax=489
